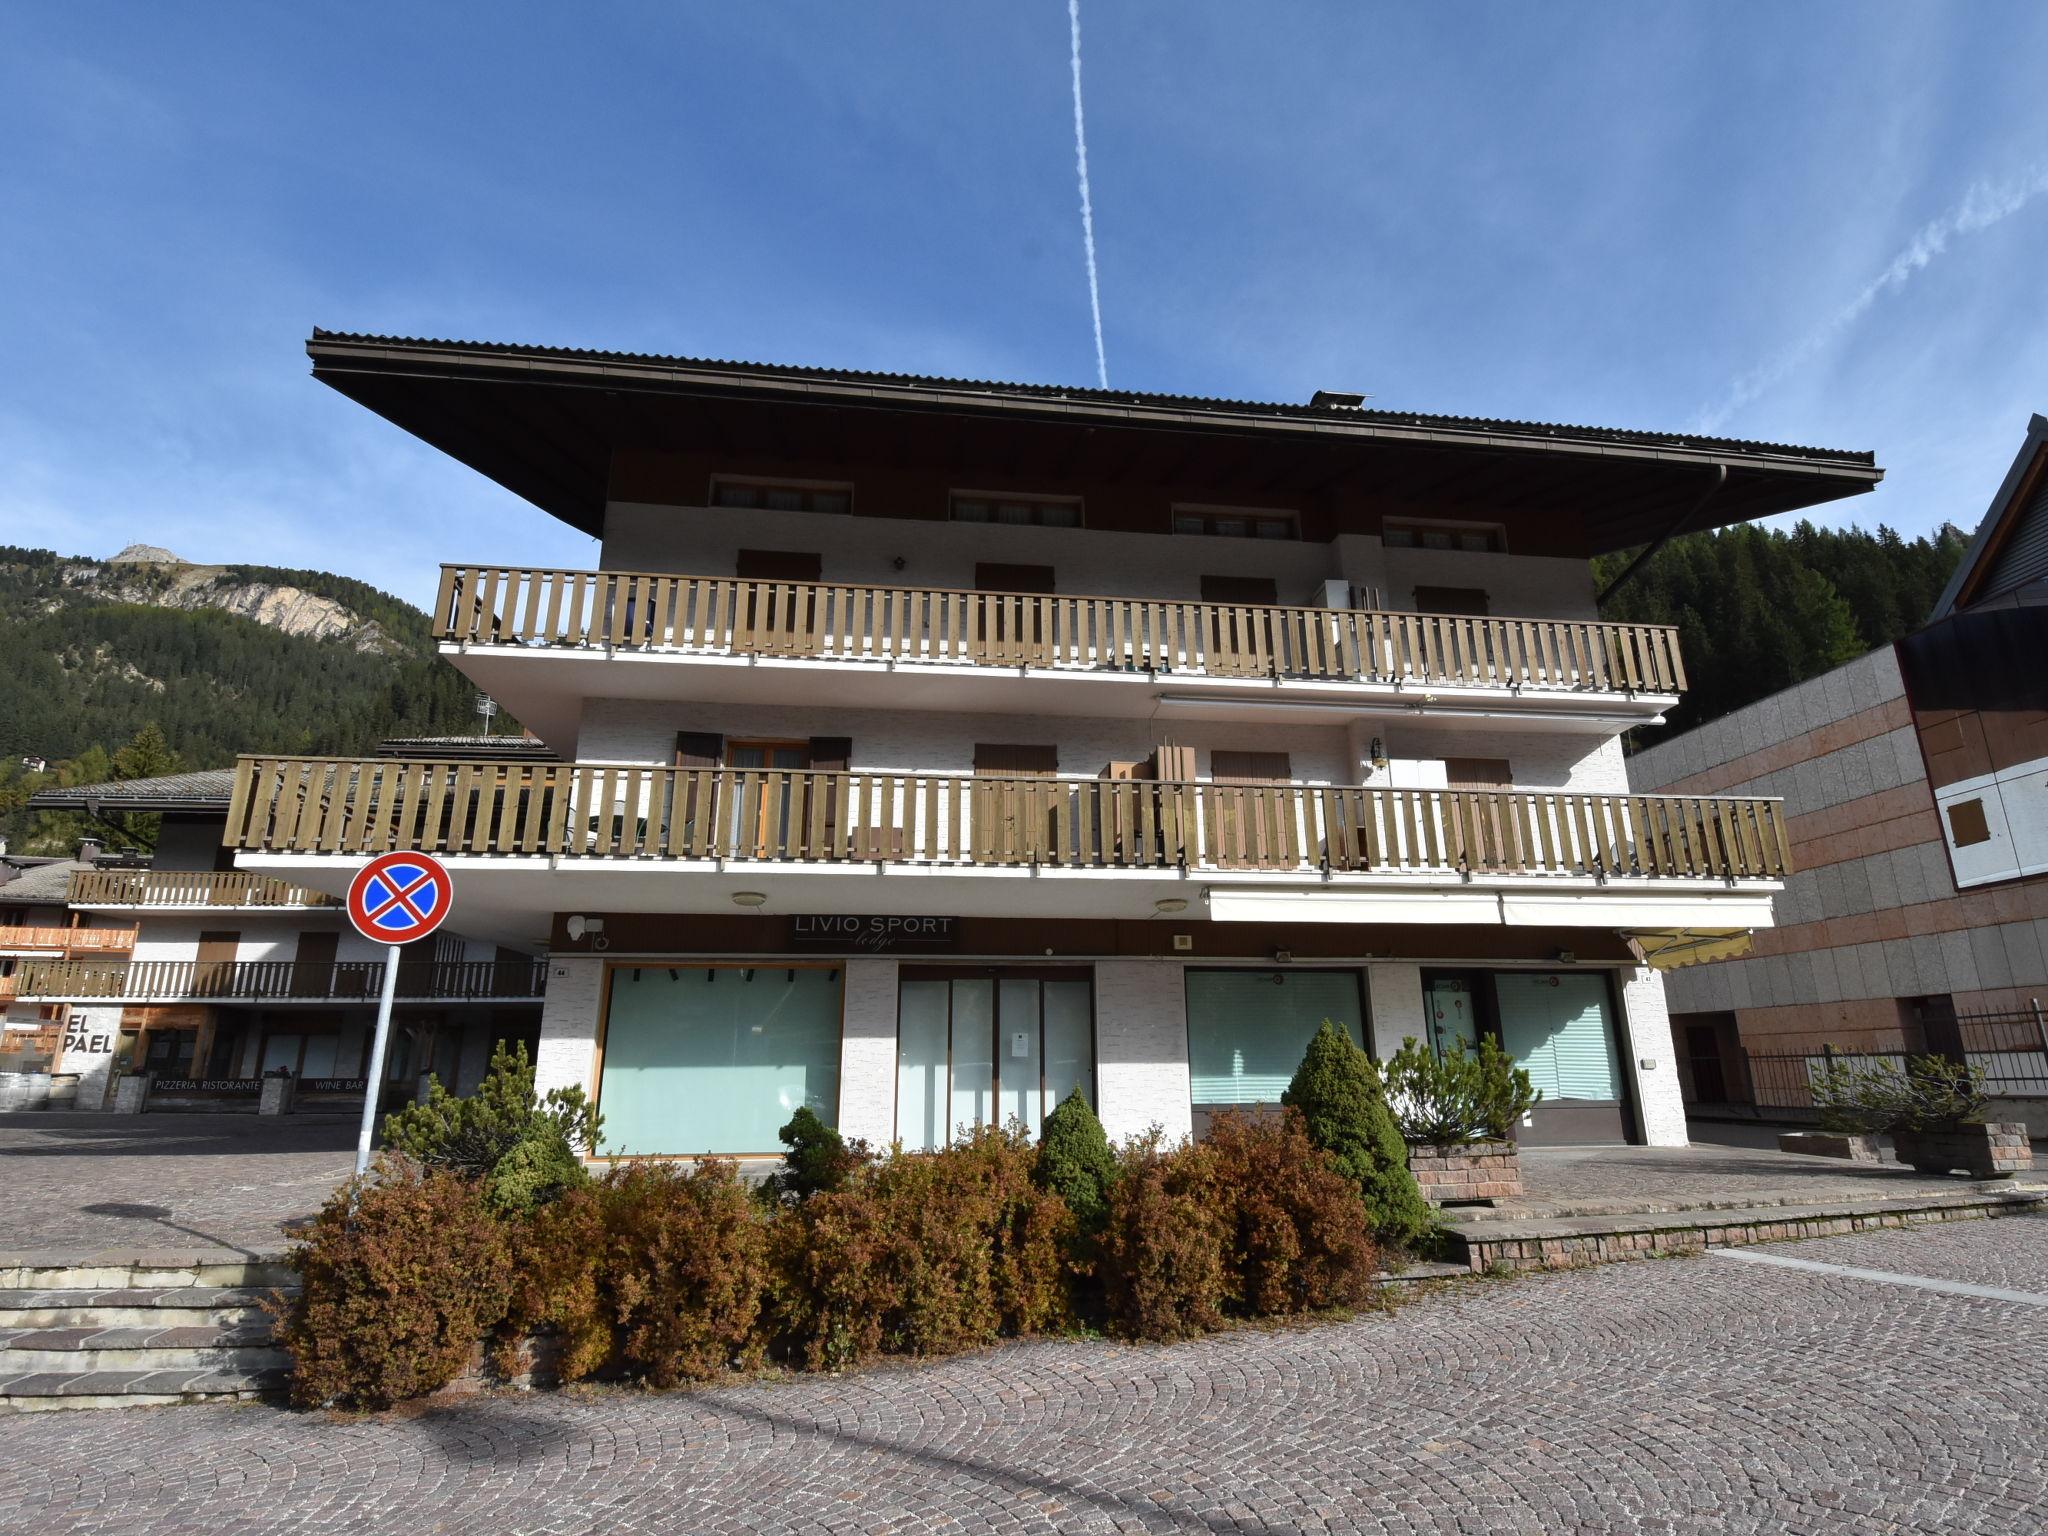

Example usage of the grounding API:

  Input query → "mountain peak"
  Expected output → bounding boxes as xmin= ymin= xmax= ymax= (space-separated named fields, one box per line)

xmin=108 ymin=544 xmax=186 ymax=565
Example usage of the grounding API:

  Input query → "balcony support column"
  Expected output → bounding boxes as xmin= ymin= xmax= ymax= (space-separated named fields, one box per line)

xmin=534 ymin=955 xmax=605 ymax=1107
xmin=1094 ymin=960 xmax=1193 ymax=1144
xmin=836 ymin=959 xmax=899 ymax=1146
xmin=1618 ymin=964 xmax=1687 ymax=1147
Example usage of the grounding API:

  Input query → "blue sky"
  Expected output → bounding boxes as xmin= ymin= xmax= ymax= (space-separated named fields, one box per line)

xmin=4 ymin=3 xmax=2046 ymax=610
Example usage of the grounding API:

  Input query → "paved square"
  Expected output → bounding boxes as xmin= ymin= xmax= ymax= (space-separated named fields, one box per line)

xmin=4 ymin=1213 xmax=2045 ymax=1533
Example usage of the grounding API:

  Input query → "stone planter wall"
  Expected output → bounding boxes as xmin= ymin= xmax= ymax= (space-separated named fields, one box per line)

xmin=1892 ymin=1122 xmax=2033 ymax=1178
xmin=1777 ymin=1131 xmax=1879 ymax=1162
xmin=1407 ymin=1140 xmax=1523 ymax=1204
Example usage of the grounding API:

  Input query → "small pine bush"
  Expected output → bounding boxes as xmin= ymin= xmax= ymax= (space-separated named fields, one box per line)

xmin=600 ymin=1160 xmax=770 ymax=1387
xmin=381 ymin=1040 xmax=602 ymax=1213
xmin=275 ymin=1160 xmax=511 ymax=1409
xmin=1201 ymin=1109 xmax=1383 ymax=1316
xmin=760 ymin=1106 xmax=869 ymax=1205
xmin=1282 ymin=1021 xmax=1436 ymax=1251
xmin=1035 ymin=1090 xmax=1118 ymax=1233
xmin=1096 ymin=1130 xmax=1228 ymax=1341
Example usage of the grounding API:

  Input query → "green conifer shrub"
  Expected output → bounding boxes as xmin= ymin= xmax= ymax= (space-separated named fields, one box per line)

xmin=1281 ymin=1021 xmax=1436 ymax=1250
xmin=1034 ymin=1090 xmax=1118 ymax=1233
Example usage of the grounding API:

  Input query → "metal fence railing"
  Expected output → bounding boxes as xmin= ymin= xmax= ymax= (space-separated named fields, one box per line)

xmin=1739 ymin=999 xmax=2048 ymax=1113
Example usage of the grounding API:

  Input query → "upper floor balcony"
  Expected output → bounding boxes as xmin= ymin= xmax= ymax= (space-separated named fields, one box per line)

xmin=432 ymin=565 xmax=1686 ymax=750
xmin=225 ymin=754 xmax=1786 ymax=935
xmin=0 ymin=924 xmax=137 ymax=957
xmin=14 ymin=954 xmax=546 ymax=1006
xmin=66 ymin=868 xmax=339 ymax=912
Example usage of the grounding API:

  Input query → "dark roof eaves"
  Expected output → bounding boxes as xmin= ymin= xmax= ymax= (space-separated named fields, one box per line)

xmin=307 ymin=330 xmax=1880 ymax=475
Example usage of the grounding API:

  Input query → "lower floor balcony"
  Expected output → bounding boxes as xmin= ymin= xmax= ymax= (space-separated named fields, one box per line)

xmin=15 ymin=956 xmax=547 ymax=1006
xmin=226 ymin=756 xmax=1789 ymax=940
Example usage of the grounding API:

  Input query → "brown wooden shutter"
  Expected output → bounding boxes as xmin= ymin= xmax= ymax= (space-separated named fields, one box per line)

xmin=1444 ymin=757 xmax=1513 ymax=789
xmin=736 ymin=549 xmax=824 ymax=583
xmin=1199 ymin=575 xmax=1279 ymax=605
xmin=1413 ymin=585 xmax=1490 ymax=616
xmin=1211 ymin=751 xmax=1292 ymax=784
xmin=807 ymin=737 xmax=852 ymax=772
xmin=675 ymin=732 xmax=724 ymax=768
xmin=290 ymin=931 xmax=338 ymax=999
xmin=974 ymin=563 xmax=1057 ymax=594
xmin=974 ymin=743 xmax=1058 ymax=776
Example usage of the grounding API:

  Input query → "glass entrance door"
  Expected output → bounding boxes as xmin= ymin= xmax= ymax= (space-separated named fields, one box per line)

xmin=897 ymin=971 xmax=1094 ymax=1151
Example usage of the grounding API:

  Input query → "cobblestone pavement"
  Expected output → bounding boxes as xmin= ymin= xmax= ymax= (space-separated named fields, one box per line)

xmin=0 ymin=1113 xmax=356 ymax=1257
xmin=6 ymin=1214 xmax=2046 ymax=1534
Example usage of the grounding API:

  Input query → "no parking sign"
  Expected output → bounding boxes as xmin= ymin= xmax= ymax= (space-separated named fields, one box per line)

xmin=345 ymin=851 xmax=455 ymax=1175
xmin=347 ymin=852 xmax=453 ymax=946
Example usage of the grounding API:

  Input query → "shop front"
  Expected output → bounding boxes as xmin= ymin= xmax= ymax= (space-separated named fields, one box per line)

xmin=1419 ymin=969 xmax=1633 ymax=1145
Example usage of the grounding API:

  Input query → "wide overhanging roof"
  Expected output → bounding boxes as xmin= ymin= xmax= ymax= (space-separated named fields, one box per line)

xmin=307 ymin=330 xmax=1882 ymax=554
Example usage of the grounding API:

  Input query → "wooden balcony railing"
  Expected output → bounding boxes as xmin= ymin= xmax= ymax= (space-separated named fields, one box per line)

xmin=228 ymin=756 xmax=1789 ymax=883
xmin=434 ymin=565 xmax=1686 ymax=696
xmin=0 ymin=924 xmax=137 ymax=953
xmin=14 ymin=956 xmax=546 ymax=1004
xmin=67 ymin=869 xmax=338 ymax=909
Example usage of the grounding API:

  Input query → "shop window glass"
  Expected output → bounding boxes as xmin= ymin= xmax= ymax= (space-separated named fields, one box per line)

xmin=1185 ymin=969 xmax=1366 ymax=1106
xmin=598 ymin=966 xmax=843 ymax=1155
xmin=1494 ymin=973 xmax=1620 ymax=1102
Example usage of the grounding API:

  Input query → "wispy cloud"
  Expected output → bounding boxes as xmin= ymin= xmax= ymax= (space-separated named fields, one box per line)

xmin=1067 ymin=0 xmax=1108 ymax=388
xmin=1695 ymin=165 xmax=2048 ymax=434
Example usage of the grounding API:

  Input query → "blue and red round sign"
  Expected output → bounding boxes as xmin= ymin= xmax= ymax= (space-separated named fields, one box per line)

xmin=346 ymin=852 xmax=454 ymax=946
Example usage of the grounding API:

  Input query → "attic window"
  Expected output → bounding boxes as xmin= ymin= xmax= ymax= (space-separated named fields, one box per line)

xmin=1383 ymin=519 xmax=1507 ymax=554
xmin=709 ymin=476 xmax=853 ymax=516
xmin=1172 ymin=505 xmax=1298 ymax=540
xmin=950 ymin=492 xmax=1082 ymax=528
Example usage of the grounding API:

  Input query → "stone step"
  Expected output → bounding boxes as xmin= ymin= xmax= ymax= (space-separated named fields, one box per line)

xmin=0 ymin=1365 xmax=286 ymax=1412
xmin=0 ymin=1286 xmax=283 ymax=1330
xmin=0 ymin=1324 xmax=286 ymax=1374
xmin=0 ymin=1256 xmax=295 ymax=1292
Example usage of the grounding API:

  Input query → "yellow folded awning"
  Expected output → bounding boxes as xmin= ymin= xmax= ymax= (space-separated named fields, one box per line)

xmin=1629 ymin=928 xmax=1753 ymax=970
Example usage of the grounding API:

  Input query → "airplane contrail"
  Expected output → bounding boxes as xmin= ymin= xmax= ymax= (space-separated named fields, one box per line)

xmin=1695 ymin=165 xmax=2048 ymax=434
xmin=1068 ymin=0 xmax=1108 ymax=388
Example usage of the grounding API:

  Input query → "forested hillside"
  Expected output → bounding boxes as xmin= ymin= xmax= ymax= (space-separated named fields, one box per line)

xmin=0 ymin=546 xmax=484 ymax=852
xmin=1594 ymin=521 xmax=1970 ymax=749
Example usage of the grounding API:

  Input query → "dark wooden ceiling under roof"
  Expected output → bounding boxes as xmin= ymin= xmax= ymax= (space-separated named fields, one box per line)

xmin=307 ymin=331 xmax=1883 ymax=555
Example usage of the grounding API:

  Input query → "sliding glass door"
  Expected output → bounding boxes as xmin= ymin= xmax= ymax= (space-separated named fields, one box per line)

xmin=897 ymin=970 xmax=1094 ymax=1151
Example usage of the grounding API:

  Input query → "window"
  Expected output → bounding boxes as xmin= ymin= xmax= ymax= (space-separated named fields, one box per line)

xmin=974 ymin=744 xmax=1058 ymax=776
xmin=1186 ymin=969 xmax=1368 ymax=1106
xmin=1172 ymin=505 xmax=1299 ymax=540
xmin=1383 ymin=519 xmax=1507 ymax=554
xmin=897 ymin=971 xmax=1095 ymax=1149
xmin=597 ymin=965 xmax=844 ymax=1155
xmin=950 ymin=492 xmax=1082 ymax=528
xmin=709 ymin=477 xmax=853 ymax=516
xmin=1210 ymin=751 xmax=1292 ymax=784
xmin=1493 ymin=973 xmax=1621 ymax=1103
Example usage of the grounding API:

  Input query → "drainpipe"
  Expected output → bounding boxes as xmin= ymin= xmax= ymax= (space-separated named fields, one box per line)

xmin=1596 ymin=463 xmax=1728 ymax=608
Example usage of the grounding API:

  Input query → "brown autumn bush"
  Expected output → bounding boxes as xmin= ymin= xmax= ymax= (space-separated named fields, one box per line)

xmin=1097 ymin=1130 xmax=1229 ymax=1342
xmin=1200 ymin=1109 xmax=1383 ymax=1316
xmin=769 ymin=1123 xmax=1073 ymax=1369
xmin=600 ymin=1159 xmax=770 ymax=1387
xmin=491 ymin=1181 xmax=611 ymax=1384
xmin=275 ymin=1158 xmax=512 ymax=1410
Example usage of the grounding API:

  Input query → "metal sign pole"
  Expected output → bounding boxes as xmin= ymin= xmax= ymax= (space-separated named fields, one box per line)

xmin=354 ymin=943 xmax=403 ymax=1177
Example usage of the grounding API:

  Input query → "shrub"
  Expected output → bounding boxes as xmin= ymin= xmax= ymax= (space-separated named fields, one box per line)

xmin=1096 ymin=1130 xmax=1228 ymax=1341
xmin=493 ymin=1183 xmax=611 ymax=1384
xmin=769 ymin=1124 xmax=1073 ymax=1369
xmin=1383 ymin=1034 xmax=1539 ymax=1144
xmin=275 ymin=1160 xmax=511 ymax=1410
xmin=1035 ymin=1090 xmax=1118 ymax=1234
xmin=600 ymin=1160 xmax=770 ymax=1387
xmin=759 ymin=1106 xmax=870 ymax=1206
xmin=381 ymin=1040 xmax=603 ymax=1213
xmin=1282 ymin=1022 xmax=1436 ymax=1251
xmin=1814 ymin=1053 xmax=1988 ymax=1134
xmin=1201 ymin=1109 xmax=1383 ymax=1316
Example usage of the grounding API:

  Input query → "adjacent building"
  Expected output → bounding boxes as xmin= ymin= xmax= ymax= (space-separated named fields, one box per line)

xmin=1632 ymin=413 xmax=2048 ymax=1120
xmin=9 ymin=758 xmax=544 ymax=1112
xmin=212 ymin=332 xmax=1882 ymax=1155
